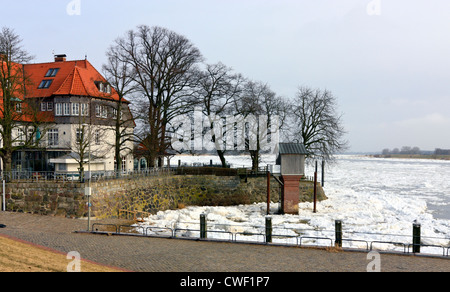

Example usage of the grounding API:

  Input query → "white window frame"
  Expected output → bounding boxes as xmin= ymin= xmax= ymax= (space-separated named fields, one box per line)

xmin=63 ymin=103 xmax=71 ymax=116
xmin=72 ymin=103 xmax=80 ymax=116
xmin=76 ymin=128 xmax=85 ymax=144
xmin=55 ymin=103 xmax=62 ymax=116
xmin=17 ymin=128 xmax=25 ymax=143
xmin=48 ymin=129 xmax=59 ymax=146
xmin=81 ymin=103 xmax=89 ymax=116
xmin=102 ymin=106 xmax=108 ymax=118
xmin=122 ymin=156 xmax=127 ymax=171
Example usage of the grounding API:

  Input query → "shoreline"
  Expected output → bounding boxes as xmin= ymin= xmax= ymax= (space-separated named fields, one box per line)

xmin=368 ymin=154 xmax=450 ymax=161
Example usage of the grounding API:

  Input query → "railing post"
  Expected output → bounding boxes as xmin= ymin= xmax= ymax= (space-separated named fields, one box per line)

xmin=265 ymin=216 xmax=272 ymax=243
xmin=335 ymin=220 xmax=342 ymax=248
xmin=200 ymin=214 xmax=207 ymax=239
xmin=412 ymin=223 xmax=421 ymax=253
xmin=313 ymin=161 xmax=317 ymax=213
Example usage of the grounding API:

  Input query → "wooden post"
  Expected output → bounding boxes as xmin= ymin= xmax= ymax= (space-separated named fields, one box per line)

xmin=267 ymin=170 xmax=271 ymax=215
xmin=335 ymin=220 xmax=342 ymax=248
xmin=265 ymin=217 xmax=272 ymax=243
xmin=313 ymin=161 xmax=317 ymax=213
xmin=321 ymin=160 xmax=325 ymax=187
xmin=412 ymin=223 xmax=421 ymax=253
xmin=200 ymin=214 xmax=207 ymax=239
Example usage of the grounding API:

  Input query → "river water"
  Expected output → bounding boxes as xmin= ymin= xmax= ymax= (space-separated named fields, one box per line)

xmin=324 ymin=155 xmax=450 ymax=221
xmin=142 ymin=154 xmax=450 ymax=254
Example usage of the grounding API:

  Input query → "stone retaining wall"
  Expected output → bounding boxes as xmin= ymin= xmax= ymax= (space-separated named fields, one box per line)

xmin=2 ymin=175 xmax=326 ymax=218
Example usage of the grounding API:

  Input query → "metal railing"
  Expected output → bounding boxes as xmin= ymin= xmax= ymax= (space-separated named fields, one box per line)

xmin=0 ymin=168 xmax=175 ymax=183
xmin=89 ymin=215 xmax=450 ymax=257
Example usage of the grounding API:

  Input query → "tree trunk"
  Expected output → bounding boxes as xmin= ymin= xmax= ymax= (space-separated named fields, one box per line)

xmin=250 ymin=150 xmax=259 ymax=173
xmin=3 ymin=151 xmax=12 ymax=173
xmin=217 ymin=149 xmax=227 ymax=168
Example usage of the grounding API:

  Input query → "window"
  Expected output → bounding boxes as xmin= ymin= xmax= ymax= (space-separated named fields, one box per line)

xmin=63 ymin=103 xmax=70 ymax=116
xmin=81 ymin=103 xmax=89 ymax=116
xmin=58 ymin=164 xmax=67 ymax=171
xmin=72 ymin=103 xmax=79 ymax=116
xmin=48 ymin=129 xmax=59 ymax=146
xmin=17 ymin=128 xmax=25 ymax=143
xmin=76 ymin=128 xmax=83 ymax=144
xmin=15 ymin=103 xmax=21 ymax=113
xmin=55 ymin=103 xmax=62 ymax=116
xmin=96 ymin=82 xmax=112 ymax=94
xmin=122 ymin=156 xmax=127 ymax=172
xmin=38 ymin=80 xmax=53 ymax=89
xmin=41 ymin=101 xmax=53 ymax=112
xmin=102 ymin=106 xmax=107 ymax=118
xmin=45 ymin=68 xmax=60 ymax=77
xmin=95 ymin=129 xmax=100 ymax=145
xmin=26 ymin=127 xmax=35 ymax=143
xmin=95 ymin=105 xmax=107 ymax=118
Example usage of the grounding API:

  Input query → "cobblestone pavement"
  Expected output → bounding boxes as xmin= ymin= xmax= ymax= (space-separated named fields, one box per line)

xmin=0 ymin=212 xmax=448 ymax=272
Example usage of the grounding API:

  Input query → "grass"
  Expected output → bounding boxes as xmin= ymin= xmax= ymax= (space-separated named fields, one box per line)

xmin=0 ymin=235 xmax=124 ymax=272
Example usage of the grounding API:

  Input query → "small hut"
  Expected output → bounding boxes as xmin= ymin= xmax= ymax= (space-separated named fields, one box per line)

xmin=277 ymin=143 xmax=308 ymax=214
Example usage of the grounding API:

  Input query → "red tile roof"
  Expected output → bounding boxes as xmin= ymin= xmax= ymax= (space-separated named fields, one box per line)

xmin=22 ymin=58 xmax=128 ymax=102
xmin=1 ymin=57 xmax=129 ymax=123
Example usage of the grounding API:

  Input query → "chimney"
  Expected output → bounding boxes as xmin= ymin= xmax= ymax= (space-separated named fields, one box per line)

xmin=54 ymin=54 xmax=67 ymax=62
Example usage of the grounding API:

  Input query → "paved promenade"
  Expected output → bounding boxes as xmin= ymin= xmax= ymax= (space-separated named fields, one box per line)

xmin=0 ymin=212 xmax=448 ymax=272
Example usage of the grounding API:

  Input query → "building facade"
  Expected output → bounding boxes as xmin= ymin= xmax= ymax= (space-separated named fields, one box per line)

xmin=4 ymin=54 xmax=135 ymax=173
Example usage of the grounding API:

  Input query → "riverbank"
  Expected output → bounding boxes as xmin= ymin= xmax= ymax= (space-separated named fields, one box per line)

xmin=369 ymin=154 xmax=450 ymax=161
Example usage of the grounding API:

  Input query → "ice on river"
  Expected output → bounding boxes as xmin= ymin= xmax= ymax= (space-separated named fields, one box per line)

xmin=137 ymin=155 xmax=450 ymax=255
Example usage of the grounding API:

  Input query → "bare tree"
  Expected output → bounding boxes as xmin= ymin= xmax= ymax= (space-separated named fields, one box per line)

xmin=64 ymin=114 xmax=108 ymax=182
xmin=111 ymin=25 xmax=203 ymax=167
xmin=0 ymin=27 xmax=45 ymax=172
xmin=102 ymin=44 xmax=137 ymax=174
xmin=196 ymin=62 xmax=245 ymax=167
xmin=235 ymin=80 xmax=286 ymax=171
xmin=289 ymin=86 xmax=348 ymax=163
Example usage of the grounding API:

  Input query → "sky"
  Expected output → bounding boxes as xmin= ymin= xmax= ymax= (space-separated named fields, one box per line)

xmin=2 ymin=0 xmax=450 ymax=152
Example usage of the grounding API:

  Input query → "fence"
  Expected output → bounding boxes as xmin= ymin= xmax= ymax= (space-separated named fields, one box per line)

xmin=0 ymin=168 xmax=175 ymax=183
xmin=90 ymin=215 xmax=450 ymax=258
xmin=0 ymin=162 xmax=293 ymax=183
xmin=0 ymin=166 xmax=271 ymax=183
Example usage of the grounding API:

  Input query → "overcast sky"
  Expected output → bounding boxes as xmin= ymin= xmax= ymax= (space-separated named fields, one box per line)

xmin=3 ymin=0 xmax=450 ymax=152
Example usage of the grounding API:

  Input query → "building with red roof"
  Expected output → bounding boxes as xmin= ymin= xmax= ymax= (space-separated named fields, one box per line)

xmin=1 ymin=54 xmax=135 ymax=173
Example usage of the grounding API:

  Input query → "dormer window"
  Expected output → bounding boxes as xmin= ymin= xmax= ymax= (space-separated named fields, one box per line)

xmin=38 ymin=80 xmax=53 ymax=89
xmin=96 ymin=81 xmax=111 ymax=93
xmin=45 ymin=68 xmax=60 ymax=77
